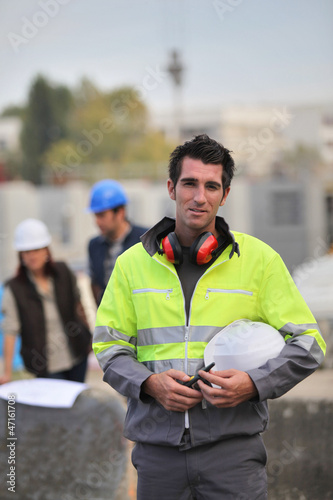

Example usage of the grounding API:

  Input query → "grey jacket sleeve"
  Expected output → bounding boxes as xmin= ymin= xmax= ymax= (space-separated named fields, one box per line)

xmin=247 ymin=253 xmax=325 ymax=401
xmin=103 ymin=354 xmax=153 ymax=401
xmin=247 ymin=342 xmax=321 ymax=401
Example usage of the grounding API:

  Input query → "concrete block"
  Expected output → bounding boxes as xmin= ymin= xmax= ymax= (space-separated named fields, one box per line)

xmin=0 ymin=385 xmax=127 ymax=500
xmin=264 ymin=398 xmax=333 ymax=499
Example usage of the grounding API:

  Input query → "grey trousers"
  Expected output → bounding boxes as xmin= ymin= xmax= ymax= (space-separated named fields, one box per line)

xmin=132 ymin=434 xmax=267 ymax=500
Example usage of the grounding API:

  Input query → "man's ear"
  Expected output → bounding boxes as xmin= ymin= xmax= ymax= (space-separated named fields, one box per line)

xmin=220 ymin=186 xmax=231 ymax=207
xmin=167 ymin=179 xmax=176 ymax=200
xmin=115 ymin=206 xmax=126 ymax=220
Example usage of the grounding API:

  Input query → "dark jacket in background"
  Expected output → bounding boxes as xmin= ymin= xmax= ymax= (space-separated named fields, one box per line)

xmin=88 ymin=224 xmax=147 ymax=303
xmin=6 ymin=262 xmax=91 ymax=376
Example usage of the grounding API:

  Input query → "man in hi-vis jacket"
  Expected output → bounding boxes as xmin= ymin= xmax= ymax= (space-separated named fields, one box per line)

xmin=93 ymin=134 xmax=325 ymax=499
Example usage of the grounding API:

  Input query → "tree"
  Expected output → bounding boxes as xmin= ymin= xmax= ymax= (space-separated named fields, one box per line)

xmin=70 ymin=84 xmax=148 ymax=163
xmin=20 ymin=75 xmax=73 ymax=184
xmin=44 ymin=82 xmax=151 ymax=181
xmin=1 ymin=105 xmax=26 ymax=120
xmin=122 ymin=130 xmax=176 ymax=180
xmin=18 ymin=75 xmax=174 ymax=183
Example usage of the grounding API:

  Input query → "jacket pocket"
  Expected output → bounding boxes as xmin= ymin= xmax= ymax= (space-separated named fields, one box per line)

xmin=251 ymin=402 xmax=269 ymax=431
xmin=133 ymin=288 xmax=173 ymax=300
xmin=205 ymin=288 xmax=253 ymax=299
xmin=132 ymin=288 xmax=183 ymax=330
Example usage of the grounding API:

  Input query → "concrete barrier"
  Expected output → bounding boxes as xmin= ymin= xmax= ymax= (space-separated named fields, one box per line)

xmin=0 ymin=384 xmax=128 ymax=500
xmin=264 ymin=398 xmax=333 ymax=499
xmin=1 ymin=377 xmax=331 ymax=499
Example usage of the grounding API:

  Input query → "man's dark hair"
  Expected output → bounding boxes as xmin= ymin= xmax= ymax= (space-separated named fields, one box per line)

xmin=168 ymin=134 xmax=235 ymax=192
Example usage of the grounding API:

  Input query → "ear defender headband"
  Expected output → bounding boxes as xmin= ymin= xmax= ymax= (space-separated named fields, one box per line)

xmin=160 ymin=231 xmax=219 ymax=265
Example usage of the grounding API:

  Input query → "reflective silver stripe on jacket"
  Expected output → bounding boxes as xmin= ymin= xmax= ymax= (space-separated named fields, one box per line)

xmin=280 ymin=322 xmax=323 ymax=363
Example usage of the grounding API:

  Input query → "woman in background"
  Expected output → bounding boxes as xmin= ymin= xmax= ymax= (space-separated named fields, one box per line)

xmin=0 ymin=218 xmax=91 ymax=384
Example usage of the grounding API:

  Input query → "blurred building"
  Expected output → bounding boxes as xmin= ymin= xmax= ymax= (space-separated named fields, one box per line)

xmin=0 ymin=181 xmax=94 ymax=282
xmin=152 ymin=102 xmax=333 ymax=172
xmin=0 ymin=180 xmax=174 ymax=283
xmin=0 ymin=117 xmax=21 ymax=154
xmin=0 ymin=175 xmax=330 ymax=282
xmin=320 ymin=113 xmax=333 ymax=164
xmin=0 ymin=101 xmax=332 ymax=277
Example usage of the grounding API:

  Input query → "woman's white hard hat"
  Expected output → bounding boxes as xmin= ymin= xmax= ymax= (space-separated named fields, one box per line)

xmin=14 ymin=218 xmax=52 ymax=251
xmin=204 ymin=319 xmax=285 ymax=372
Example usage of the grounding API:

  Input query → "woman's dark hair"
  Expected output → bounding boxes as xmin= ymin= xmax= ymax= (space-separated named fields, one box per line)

xmin=168 ymin=134 xmax=235 ymax=192
xmin=17 ymin=248 xmax=56 ymax=280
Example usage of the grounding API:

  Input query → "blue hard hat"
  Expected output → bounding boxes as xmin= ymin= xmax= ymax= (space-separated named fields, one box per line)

xmin=88 ymin=179 xmax=128 ymax=213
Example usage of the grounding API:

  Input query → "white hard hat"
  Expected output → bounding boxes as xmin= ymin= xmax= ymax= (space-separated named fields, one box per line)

xmin=204 ymin=319 xmax=285 ymax=372
xmin=14 ymin=219 xmax=51 ymax=251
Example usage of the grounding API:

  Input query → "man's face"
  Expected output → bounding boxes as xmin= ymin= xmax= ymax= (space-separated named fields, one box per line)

xmin=167 ymin=157 xmax=230 ymax=245
xmin=94 ymin=209 xmax=119 ymax=239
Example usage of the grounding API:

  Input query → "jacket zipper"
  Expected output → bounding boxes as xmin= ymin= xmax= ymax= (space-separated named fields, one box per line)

xmin=185 ymin=257 xmax=235 ymax=426
xmin=205 ymin=288 xmax=253 ymax=299
xmin=153 ymin=255 xmax=234 ymax=430
xmin=184 ymin=325 xmax=190 ymax=428
xmin=133 ymin=288 xmax=173 ymax=300
xmin=152 ymin=257 xmax=190 ymax=429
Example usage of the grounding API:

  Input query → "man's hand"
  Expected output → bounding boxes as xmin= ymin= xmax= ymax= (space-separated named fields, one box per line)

xmin=197 ymin=368 xmax=258 ymax=408
xmin=142 ymin=369 xmax=204 ymax=412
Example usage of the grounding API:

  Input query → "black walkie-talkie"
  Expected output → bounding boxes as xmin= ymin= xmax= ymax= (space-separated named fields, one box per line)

xmin=179 ymin=362 xmax=215 ymax=388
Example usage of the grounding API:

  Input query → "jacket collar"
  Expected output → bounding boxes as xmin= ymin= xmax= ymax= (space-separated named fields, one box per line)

xmin=140 ymin=216 xmax=240 ymax=259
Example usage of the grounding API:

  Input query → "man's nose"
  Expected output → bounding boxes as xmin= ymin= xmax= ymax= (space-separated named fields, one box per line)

xmin=193 ymin=185 xmax=206 ymax=204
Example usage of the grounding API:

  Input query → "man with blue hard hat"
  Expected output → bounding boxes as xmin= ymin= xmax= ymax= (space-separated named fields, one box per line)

xmin=87 ymin=179 xmax=147 ymax=305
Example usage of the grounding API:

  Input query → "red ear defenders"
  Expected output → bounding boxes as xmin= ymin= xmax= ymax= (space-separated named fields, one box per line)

xmin=161 ymin=231 xmax=219 ymax=265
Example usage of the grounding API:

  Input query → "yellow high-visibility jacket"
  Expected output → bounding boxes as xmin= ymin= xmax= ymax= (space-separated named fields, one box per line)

xmin=93 ymin=217 xmax=326 ymax=447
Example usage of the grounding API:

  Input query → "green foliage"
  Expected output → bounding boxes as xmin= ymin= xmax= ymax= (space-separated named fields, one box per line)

xmin=44 ymin=80 xmax=173 ymax=181
xmin=70 ymin=85 xmax=148 ymax=160
xmin=10 ymin=74 xmax=173 ymax=184
xmin=124 ymin=130 xmax=175 ymax=163
xmin=1 ymin=105 xmax=26 ymax=119
xmin=1 ymin=150 xmax=23 ymax=181
xmin=20 ymin=75 xmax=73 ymax=184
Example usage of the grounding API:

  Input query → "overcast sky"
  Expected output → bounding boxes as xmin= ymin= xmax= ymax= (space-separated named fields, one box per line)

xmin=0 ymin=0 xmax=332 ymax=115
